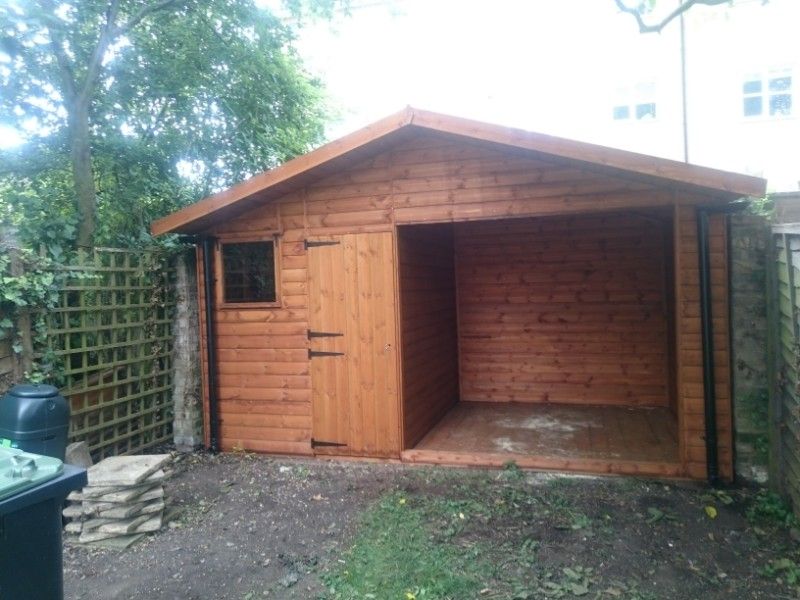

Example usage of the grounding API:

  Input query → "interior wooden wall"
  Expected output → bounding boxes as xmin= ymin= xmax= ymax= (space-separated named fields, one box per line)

xmin=397 ymin=224 xmax=460 ymax=448
xmin=455 ymin=213 xmax=673 ymax=407
xmin=191 ymin=130 xmax=733 ymax=479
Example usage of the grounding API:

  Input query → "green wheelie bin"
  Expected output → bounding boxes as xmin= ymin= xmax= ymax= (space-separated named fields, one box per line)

xmin=0 ymin=447 xmax=87 ymax=599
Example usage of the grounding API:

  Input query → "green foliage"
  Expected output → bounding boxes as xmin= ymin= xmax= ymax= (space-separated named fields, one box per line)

xmin=748 ymin=195 xmax=774 ymax=217
xmin=323 ymin=492 xmax=488 ymax=599
xmin=0 ymin=0 xmax=336 ymax=249
xmin=764 ymin=556 xmax=800 ymax=589
xmin=0 ymin=246 xmax=63 ymax=381
xmin=645 ymin=506 xmax=678 ymax=524
xmin=747 ymin=489 xmax=799 ymax=529
xmin=537 ymin=566 xmax=596 ymax=598
xmin=501 ymin=460 xmax=525 ymax=481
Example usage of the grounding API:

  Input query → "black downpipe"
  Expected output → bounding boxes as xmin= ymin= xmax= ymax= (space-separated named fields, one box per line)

xmin=202 ymin=237 xmax=221 ymax=453
xmin=697 ymin=209 xmax=719 ymax=486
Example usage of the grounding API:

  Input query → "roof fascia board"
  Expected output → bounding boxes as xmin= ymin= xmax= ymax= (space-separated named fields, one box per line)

xmin=151 ymin=107 xmax=414 ymax=236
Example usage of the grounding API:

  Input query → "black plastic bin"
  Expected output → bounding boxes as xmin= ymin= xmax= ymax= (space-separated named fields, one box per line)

xmin=0 ymin=461 xmax=86 ymax=600
xmin=0 ymin=384 xmax=70 ymax=460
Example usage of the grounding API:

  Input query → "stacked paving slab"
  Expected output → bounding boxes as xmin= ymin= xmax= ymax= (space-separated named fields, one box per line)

xmin=64 ymin=454 xmax=171 ymax=544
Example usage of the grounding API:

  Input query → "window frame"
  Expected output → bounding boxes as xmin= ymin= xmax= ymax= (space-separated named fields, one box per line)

xmin=215 ymin=235 xmax=282 ymax=309
xmin=742 ymin=69 xmax=793 ymax=119
xmin=611 ymin=81 xmax=658 ymax=123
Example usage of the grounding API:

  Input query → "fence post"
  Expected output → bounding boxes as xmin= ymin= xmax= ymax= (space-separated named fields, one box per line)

xmin=171 ymin=249 xmax=203 ymax=450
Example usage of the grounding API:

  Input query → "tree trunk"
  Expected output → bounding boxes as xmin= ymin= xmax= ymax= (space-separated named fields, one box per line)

xmin=70 ymin=100 xmax=97 ymax=249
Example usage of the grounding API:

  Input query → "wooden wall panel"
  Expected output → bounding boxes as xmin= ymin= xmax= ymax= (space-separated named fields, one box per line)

xmin=197 ymin=133 xmax=671 ymax=455
xmin=674 ymin=205 xmax=733 ymax=480
xmin=199 ymin=198 xmax=314 ymax=455
xmin=189 ymin=130 xmax=730 ymax=479
xmin=455 ymin=213 xmax=673 ymax=407
xmin=398 ymin=224 xmax=460 ymax=448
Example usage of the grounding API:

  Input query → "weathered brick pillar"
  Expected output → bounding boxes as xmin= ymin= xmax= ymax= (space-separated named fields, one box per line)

xmin=172 ymin=249 xmax=203 ymax=451
xmin=730 ymin=214 xmax=770 ymax=483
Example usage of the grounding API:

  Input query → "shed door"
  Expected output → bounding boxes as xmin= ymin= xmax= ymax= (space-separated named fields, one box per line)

xmin=306 ymin=232 xmax=400 ymax=457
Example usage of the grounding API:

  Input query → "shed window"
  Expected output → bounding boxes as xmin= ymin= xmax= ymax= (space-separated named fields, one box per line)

xmin=221 ymin=241 xmax=276 ymax=303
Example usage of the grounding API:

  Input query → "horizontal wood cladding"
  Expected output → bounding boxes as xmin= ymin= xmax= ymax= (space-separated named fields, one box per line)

xmin=197 ymin=132 xmax=676 ymax=454
xmin=398 ymin=224 xmax=460 ymax=448
xmin=455 ymin=213 xmax=672 ymax=407
xmin=201 ymin=218 xmax=314 ymax=455
xmin=189 ymin=130 xmax=732 ymax=481
xmin=297 ymin=132 xmax=672 ymax=230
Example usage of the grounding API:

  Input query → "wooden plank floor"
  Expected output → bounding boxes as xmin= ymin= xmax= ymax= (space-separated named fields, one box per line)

xmin=402 ymin=402 xmax=682 ymax=477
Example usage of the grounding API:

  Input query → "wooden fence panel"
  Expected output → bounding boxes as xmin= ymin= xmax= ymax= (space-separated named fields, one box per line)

xmin=39 ymin=248 xmax=176 ymax=460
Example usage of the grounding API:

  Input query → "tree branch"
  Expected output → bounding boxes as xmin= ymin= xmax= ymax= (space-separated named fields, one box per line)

xmin=80 ymin=0 xmax=120 ymax=102
xmin=36 ymin=0 xmax=78 ymax=101
xmin=613 ymin=0 xmax=731 ymax=34
xmin=81 ymin=0 xmax=184 ymax=104
xmin=141 ymin=98 xmax=172 ymax=143
xmin=117 ymin=0 xmax=182 ymax=35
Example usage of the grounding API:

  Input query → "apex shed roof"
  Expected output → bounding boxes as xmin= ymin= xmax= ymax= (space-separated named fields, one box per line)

xmin=152 ymin=107 xmax=767 ymax=235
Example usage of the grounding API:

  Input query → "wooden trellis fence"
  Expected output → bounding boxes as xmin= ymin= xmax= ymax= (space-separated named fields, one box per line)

xmin=39 ymin=248 xmax=176 ymax=460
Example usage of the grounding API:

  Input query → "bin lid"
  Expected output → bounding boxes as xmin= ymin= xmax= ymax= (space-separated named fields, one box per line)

xmin=0 ymin=447 xmax=63 ymax=501
xmin=6 ymin=384 xmax=60 ymax=399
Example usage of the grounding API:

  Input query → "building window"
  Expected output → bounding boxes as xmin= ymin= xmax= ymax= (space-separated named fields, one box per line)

xmin=743 ymin=71 xmax=792 ymax=117
xmin=612 ymin=82 xmax=657 ymax=121
xmin=221 ymin=241 xmax=277 ymax=303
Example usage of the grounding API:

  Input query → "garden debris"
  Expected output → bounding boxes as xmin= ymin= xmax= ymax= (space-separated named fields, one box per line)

xmin=63 ymin=454 xmax=172 ymax=545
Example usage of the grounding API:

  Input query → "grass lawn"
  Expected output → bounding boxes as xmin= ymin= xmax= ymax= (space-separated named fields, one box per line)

xmin=322 ymin=464 xmax=798 ymax=600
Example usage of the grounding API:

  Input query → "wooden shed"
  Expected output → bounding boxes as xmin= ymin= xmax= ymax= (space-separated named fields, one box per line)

xmin=153 ymin=107 xmax=766 ymax=481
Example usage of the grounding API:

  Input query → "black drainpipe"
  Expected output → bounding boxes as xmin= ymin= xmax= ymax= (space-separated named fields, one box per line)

xmin=201 ymin=236 xmax=221 ymax=454
xmin=697 ymin=201 xmax=747 ymax=486
xmin=697 ymin=209 xmax=719 ymax=486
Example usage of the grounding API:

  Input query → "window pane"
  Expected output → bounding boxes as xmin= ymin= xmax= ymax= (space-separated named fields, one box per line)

xmin=743 ymin=96 xmax=763 ymax=116
xmin=612 ymin=105 xmax=630 ymax=120
xmin=635 ymin=103 xmax=656 ymax=119
xmin=222 ymin=241 xmax=276 ymax=303
xmin=769 ymin=76 xmax=791 ymax=92
xmin=770 ymin=93 xmax=792 ymax=116
xmin=742 ymin=80 xmax=762 ymax=94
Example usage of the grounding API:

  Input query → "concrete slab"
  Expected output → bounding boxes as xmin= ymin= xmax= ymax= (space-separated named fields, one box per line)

xmin=81 ymin=469 xmax=166 ymax=498
xmin=87 ymin=455 xmax=171 ymax=486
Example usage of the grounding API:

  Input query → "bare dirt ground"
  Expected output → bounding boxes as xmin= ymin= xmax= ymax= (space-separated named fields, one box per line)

xmin=64 ymin=452 xmax=395 ymax=599
xmin=63 ymin=452 xmax=796 ymax=599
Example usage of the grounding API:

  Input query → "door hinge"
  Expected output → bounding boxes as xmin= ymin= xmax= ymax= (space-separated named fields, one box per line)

xmin=308 ymin=329 xmax=344 ymax=339
xmin=308 ymin=349 xmax=345 ymax=358
xmin=304 ymin=239 xmax=341 ymax=249
xmin=311 ymin=438 xmax=347 ymax=448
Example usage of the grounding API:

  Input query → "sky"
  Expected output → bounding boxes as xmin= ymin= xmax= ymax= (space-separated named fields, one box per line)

xmin=287 ymin=0 xmax=800 ymax=189
xmin=294 ymin=0 xmax=644 ymax=141
xmin=4 ymin=0 xmax=797 ymax=187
